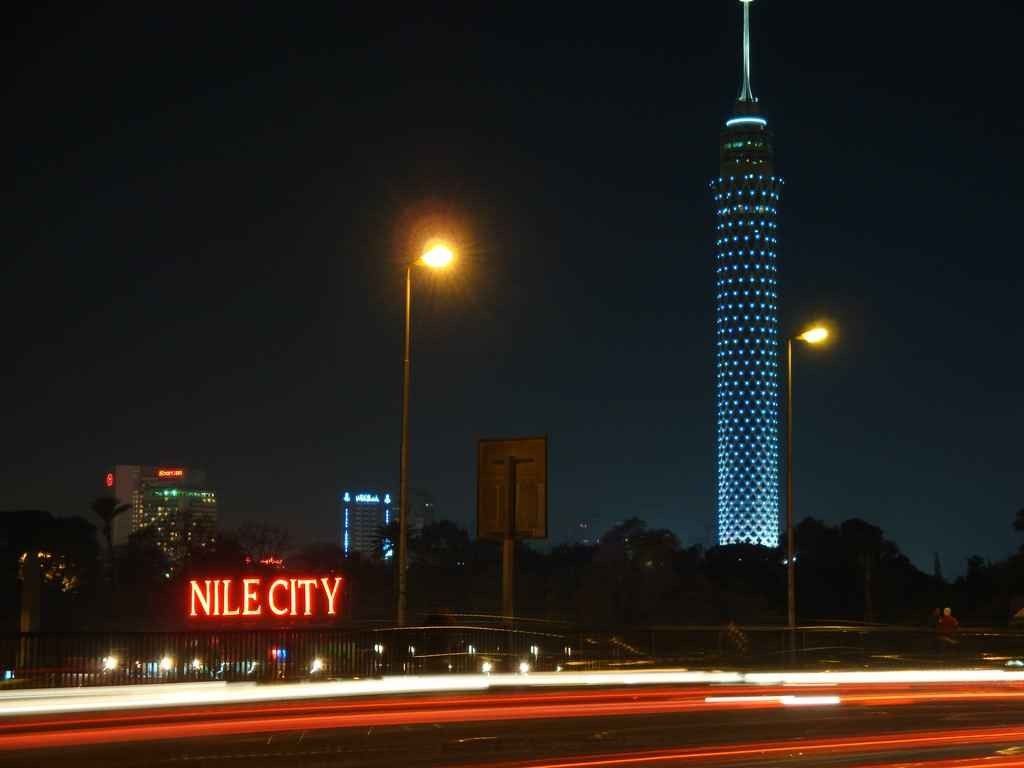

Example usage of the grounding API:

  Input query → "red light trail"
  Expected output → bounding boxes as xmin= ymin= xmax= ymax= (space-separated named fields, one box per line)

xmin=3 ymin=681 xmax=1024 ymax=754
xmin=463 ymin=728 xmax=1024 ymax=768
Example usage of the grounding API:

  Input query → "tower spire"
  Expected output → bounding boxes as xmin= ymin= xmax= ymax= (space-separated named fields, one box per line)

xmin=738 ymin=0 xmax=756 ymax=102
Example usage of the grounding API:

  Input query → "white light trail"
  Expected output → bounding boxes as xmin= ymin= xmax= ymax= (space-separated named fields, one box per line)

xmin=1 ymin=668 xmax=1022 ymax=717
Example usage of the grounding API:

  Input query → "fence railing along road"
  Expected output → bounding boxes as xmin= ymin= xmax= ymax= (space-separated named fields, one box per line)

xmin=2 ymin=622 xmax=1023 ymax=689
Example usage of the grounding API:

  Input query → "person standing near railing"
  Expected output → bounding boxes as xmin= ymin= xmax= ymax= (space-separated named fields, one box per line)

xmin=937 ymin=607 xmax=960 ymax=656
xmin=937 ymin=607 xmax=959 ymax=635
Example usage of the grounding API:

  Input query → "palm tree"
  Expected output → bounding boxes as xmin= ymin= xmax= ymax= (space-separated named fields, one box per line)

xmin=90 ymin=496 xmax=131 ymax=559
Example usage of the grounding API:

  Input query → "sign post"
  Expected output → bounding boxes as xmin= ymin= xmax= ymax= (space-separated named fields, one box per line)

xmin=477 ymin=437 xmax=547 ymax=621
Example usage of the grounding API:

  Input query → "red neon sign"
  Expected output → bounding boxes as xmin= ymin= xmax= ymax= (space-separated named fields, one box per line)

xmin=189 ymin=576 xmax=343 ymax=619
xmin=156 ymin=468 xmax=184 ymax=478
xmin=105 ymin=472 xmax=114 ymax=488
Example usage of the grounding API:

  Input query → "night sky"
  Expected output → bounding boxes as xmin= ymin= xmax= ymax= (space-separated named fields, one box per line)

xmin=7 ymin=3 xmax=1023 ymax=575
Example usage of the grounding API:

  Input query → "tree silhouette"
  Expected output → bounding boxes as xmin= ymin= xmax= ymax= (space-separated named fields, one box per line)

xmin=1014 ymin=508 xmax=1024 ymax=533
xmin=374 ymin=520 xmax=400 ymax=561
xmin=90 ymin=497 xmax=130 ymax=558
xmin=90 ymin=496 xmax=131 ymax=586
xmin=237 ymin=522 xmax=291 ymax=562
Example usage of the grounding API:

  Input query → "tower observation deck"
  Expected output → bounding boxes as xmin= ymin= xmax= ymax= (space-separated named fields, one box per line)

xmin=711 ymin=0 xmax=783 ymax=547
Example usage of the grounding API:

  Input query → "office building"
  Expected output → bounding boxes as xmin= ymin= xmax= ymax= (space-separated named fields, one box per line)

xmin=106 ymin=465 xmax=218 ymax=559
xmin=340 ymin=488 xmax=434 ymax=558
xmin=711 ymin=0 xmax=783 ymax=547
xmin=340 ymin=490 xmax=394 ymax=558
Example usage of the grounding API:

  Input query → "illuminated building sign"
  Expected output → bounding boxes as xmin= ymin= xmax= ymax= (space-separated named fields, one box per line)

xmin=354 ymin=493 xmax=379 ymax=503
xmin=156 ymin=468 xmax=185 ymax=478
xmin=105 ymin=472 xmax=114 ymax=488
xmin=188 ymin=576 xmax=343 ymax=618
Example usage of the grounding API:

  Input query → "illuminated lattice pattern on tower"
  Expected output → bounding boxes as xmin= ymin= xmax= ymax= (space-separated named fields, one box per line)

xmin=711 ymin=171 xmax=783 ymax=547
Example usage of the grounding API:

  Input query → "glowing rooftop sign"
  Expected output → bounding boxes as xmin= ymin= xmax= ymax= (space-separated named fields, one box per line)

xmin=189 ymin=576 xmax=343 ymax=618
xmin=725 ymin=116 xmax=767 ymax=128
xmin=354 ymin=493 xmax=379 ymax=503
xmin=156 ymin=468 xmax=185 ymax=478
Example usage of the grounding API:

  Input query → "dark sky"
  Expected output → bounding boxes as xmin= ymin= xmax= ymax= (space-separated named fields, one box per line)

xmin=7 ymin=3 xmax=1023 ymax=575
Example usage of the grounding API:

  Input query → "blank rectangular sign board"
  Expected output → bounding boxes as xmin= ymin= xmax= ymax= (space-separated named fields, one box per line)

xmin=477 ymin=436 xmax=547 ymax=540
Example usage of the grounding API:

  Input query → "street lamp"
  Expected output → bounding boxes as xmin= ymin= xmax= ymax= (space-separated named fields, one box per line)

xmin=786 ymin=324 xmax=830 ymax=634
xmin=397 ymin=238 xmax=456 ymax=627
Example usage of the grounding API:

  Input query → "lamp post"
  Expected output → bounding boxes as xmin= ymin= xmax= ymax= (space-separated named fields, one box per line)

xmin=785 ymin=324 xmax=829 ymax=635
xmin=397 ymin=240 xmax=455 ymax=627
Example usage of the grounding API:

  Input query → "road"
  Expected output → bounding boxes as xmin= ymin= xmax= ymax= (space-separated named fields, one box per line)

xmin=3 ymin=674 xmax=1024 ymax=767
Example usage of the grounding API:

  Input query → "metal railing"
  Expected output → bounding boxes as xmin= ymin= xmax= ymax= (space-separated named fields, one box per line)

xmin=1 ymin=623 xmax=1022 ymax=689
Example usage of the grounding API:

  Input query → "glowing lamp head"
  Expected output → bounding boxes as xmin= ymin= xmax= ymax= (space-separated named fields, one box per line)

xmin=481 ymin=661 xmax=493 ymax=674
xmin=159 ymin=655 xmax=174 ymax=672
xmin=310 ymin=657 xmax=324 ymax=674
xmin=419 ymin=241 xmax=455 ymax=270
xmin=797 ymin=326 xmax=829 ymax=345
xmin=102 ymin=655 xmax=118 ymax=672
xmin=518 ymin=661 xmax=531 ymax=675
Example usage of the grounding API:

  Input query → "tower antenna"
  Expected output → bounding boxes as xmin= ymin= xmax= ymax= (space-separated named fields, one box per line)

xmin=738 ymin=0 xmax=757 ymax=102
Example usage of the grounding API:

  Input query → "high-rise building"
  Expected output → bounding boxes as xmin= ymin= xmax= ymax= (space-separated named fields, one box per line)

xmin=106 ymin=465 xmax=218 ymax=559
xmin=711 ymin=0 xmax=783 ymax=547
xmin=339 ymin=488 xmax=433 ymax=558
xmin=340 ymin=490 xmax=394 ymax=558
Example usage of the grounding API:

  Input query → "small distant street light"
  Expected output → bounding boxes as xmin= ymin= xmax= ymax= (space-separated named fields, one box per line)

xmin=396 ymin=238 xmax=457 ymax=627
xmin=786 ymin=323 xmax=832 ymax=634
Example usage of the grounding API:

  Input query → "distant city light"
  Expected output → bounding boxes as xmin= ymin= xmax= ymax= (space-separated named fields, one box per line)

xmin=481 ymin=661 xmax=493 ymax=674
xmin=518 ymin=661 xmax=530 ymax=675
xmin=310 ymin=658 xmax=324 ymax=674
xmin=101 ymin=656 xmax=118 ymax=672
xmin=159 ymin=656 xmax=173 ymax=672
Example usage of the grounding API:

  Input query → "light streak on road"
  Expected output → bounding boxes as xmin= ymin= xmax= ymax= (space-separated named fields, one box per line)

xmin=3 ymin=679 xmax=1024 ymax=752
xmin=5 ymin=668 xmax=1024 ymax=717
xmin=705 ymin=694 xmax=841 ymax=706
xmin=460 ymin=727 xmax=1024 ymax=768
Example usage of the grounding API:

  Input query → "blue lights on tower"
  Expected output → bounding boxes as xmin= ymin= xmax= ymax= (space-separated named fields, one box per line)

xmin=711 ymin=172 xmax=783 ymax=547
xmin=712 ymin=1 xmax=783 ymax=548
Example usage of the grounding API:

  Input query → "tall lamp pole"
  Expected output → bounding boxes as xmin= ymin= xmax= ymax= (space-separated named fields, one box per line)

xmin=397 ymin=240 xmax=455 ymax=627
xmin=785 ymin=324 xmax=830 ymax=635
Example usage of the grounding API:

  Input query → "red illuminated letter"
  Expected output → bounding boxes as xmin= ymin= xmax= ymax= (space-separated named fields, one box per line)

xmin=268 ymin=578 xmax=290 ymax=616
xmin=242 ymin=578 xmax=262 ymax=616
xmin=297 ymin=578 xmax=318 ymax=616
xmin=221 ymin=579 xmax=240 ymax=616
xmin=320 ymin=577 xmax=343 ymax=616
xmin=289 ymin=578 xmax=298 ymax=616
xmin=190 ymin=580 xmax=212 ymax=617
